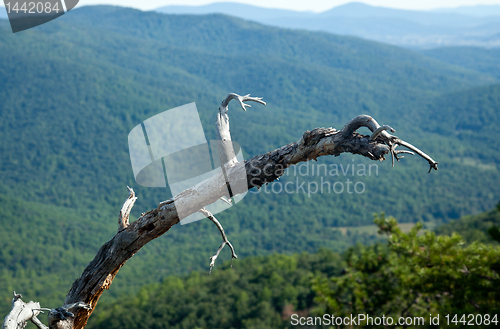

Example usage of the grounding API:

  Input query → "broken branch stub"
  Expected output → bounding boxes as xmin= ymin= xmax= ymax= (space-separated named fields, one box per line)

xmin=118 ymin=186 xmax=137 ymax=231
xmin=2 ymin=292 xmax=46 ymax=329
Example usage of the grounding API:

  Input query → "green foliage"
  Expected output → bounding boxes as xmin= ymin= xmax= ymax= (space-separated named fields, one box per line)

xmin=422 ymin=47 xmax=500 ymax=80
xmin=88 ymin=249 xmax=343 ymax=329
xmin=488 ymin=226 xmax=500 ymax=243
xmin=488 ymin=205 xmax=500 ymax=243
xmin=313 ymin=214 xmax=500 ymax=328
xmin=436 ymin=207 xmax=500 ymax=244
xmin=0 ymin=193 xmax=116 ymax=316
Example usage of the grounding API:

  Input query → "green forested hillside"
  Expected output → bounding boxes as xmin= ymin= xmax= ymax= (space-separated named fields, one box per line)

xmin=436 ymin=207 xmax=500 ymax=244
xmin=422 ymin=47 xmax=500 ymax=79
xmin=0 ymin=194 xmax=112 ymax=310
xmin=0 ymin=5 xmax=499 ymax=317
xmin=87 ymin=208 xmax=500 ymax=329
xmin=88 ymin=250 xmax=343 ymax=329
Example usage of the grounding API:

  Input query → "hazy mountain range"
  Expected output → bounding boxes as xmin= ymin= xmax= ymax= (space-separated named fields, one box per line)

xmin=434 ymin=4 xmax=500 ymax=16
xmin=3 ymin=3 xmax=500 ymax=48
xmin=156 ymin=2 xmax=500 ymax=48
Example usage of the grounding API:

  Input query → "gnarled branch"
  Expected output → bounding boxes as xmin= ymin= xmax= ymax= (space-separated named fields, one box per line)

xmin=5 ymin=93 xmax=438 ymax=329
xmin=340 ymin=114 xmax=438 ymax=171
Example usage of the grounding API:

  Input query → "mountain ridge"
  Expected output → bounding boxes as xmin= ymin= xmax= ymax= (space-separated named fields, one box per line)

xmin=433 ymin=4 xmax=500 ymax=17
xmin=155 ymin=2 xmax=500 ymax=48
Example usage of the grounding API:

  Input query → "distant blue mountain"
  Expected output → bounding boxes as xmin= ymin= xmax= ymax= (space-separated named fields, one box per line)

xmin=433 ymin=5 xmax=500 ymax=17
xmin=320 ymin=2 xmax=487 ymax=27
xmin=155 ymin=2 xmax=500 ymax=48
xmin=156 ymin=2 xmax=314 ymax=21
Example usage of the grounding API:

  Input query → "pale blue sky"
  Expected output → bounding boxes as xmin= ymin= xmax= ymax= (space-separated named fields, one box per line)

xmin=40 ymin=0 xmax=500 ymax=12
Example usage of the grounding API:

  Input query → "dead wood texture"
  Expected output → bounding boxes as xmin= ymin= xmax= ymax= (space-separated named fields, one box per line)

xmin=2 ymin=93 xmax=437 ymax=329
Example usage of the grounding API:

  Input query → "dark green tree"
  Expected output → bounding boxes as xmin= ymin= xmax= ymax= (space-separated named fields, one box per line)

xmin=313 ymin=214 xmax=500 ymax=328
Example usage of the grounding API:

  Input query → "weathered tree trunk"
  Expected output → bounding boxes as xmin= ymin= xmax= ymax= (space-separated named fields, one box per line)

xmin=2 ymin=93 xmax=437 ymax=329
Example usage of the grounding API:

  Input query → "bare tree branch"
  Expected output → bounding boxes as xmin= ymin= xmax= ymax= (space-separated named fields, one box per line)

xmin=118 ymin=187 xmax=137 ymax=231
xmin=339 ymin=114 xmax=438 ymax=171
xmin=216 ymin=93 xmax=266 ymax=200
xmin=199 ymin=208 xmax=238 ymax=274
xmin=396 ymin=139 xmax=439 ymax=173
xmin=199 ymin=94 xmax=263 ymax=272
xmin=2 ymin=292 xmax=48 ymax=329
xmin=1 ymin=292 xmax=91 ymax=329
xmin=369 ymin=124 xmax=395 ymax=140
xmin=31 ymin=316 xmax=49 ymax=329
xmin=4 ymin=93 xmax=438 ymax=329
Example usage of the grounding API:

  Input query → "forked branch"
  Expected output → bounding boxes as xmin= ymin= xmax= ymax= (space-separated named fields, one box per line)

xmin=216 ymin=93 xmax=266 ymax=168
xmin=207 ymin=93 xmax=266 ymax=269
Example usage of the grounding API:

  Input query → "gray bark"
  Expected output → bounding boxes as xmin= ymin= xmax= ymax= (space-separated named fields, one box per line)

xmin=2 ymin=93 xmax=437 ymax=329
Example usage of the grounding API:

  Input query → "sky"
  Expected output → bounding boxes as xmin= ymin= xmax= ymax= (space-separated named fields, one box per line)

xmin=70 ymin=0 xmax=500 ymax=12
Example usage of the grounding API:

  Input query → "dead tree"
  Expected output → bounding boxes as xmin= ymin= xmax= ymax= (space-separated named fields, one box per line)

xmin=2 ymin=93 xmax=438 ymax=329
